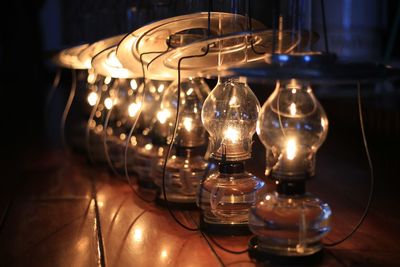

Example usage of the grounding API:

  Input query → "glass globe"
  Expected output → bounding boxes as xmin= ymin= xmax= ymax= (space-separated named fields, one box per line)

xmin=201 ymin=77 xmax=260 ymax=161
xmin=257 ymin=79 xmax=328 ymax=180
xmin=131 ymin=79 xmax=171 ymax=189
xmin=249 ymin=79 xmax=331 ymax=257
xmin=152 ymin=78 xmax=210 ymax=207
xmin=88 ymin=75 xmax=116 ymax=163
xmin=104 ymin=78 xmax=143 ymax=173
xmin=198 ymin=77 xmax=265 ymax=233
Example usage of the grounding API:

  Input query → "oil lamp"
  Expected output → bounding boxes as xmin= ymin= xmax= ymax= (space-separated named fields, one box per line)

xmin=131 ymin=79 xmax=171 ymax=189
xmin=153 ymin=77 xmax=210 ymax=209
xmin=248 ymin=77 xmax=331 ymax=259
xmin=198 ymin=76 xmax=265 ymax=234
xmin=91 ymin=45 xmax=142 ymax=174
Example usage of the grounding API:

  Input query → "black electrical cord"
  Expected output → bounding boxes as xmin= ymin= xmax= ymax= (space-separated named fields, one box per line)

xmin=320 ymin=0 xmax=329 ymax=53
xmin=61 ymin=69 xmax=77 ymax=150
xmin=123 ymin=49 xmax=169 ymax=204
xmin=103 ymin=80 xmax=121 ymax=176
xmin=323 ymin=82 xmax=374 ymax=247
xmin=159 ymin=46 xmax=211 ymax=232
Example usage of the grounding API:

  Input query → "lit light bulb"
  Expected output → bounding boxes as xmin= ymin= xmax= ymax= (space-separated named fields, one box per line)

xmin=182 ymin=117 xmax=193 ymax=132
xmin=130 ymin=79 xmax=138 ymax=90
xmin=257 ymin=79 xmax=328 ymax=179
xmin=104 ymin=97 xmax=114 ymax=110
xmin=198 ymin=77 xmax=264 ymax=231
xmin=249 ymin=79 xmax=331 ymax=257
xmin=87 ymin=92 xmax=98 ymax=106
xmin=201 ymin=77 xmax=260 ymax=161
xmin=156 ymin=109 xmax=170 ymax=124
xmin=128 ymin=102 xmax=141 ymax=118
xmin=152 ymin=78 xmax=210 ymax=207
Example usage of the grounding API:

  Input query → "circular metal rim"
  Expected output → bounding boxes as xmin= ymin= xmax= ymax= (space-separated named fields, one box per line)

xmin=91 ymin=46 xmax=139 ymax=79
xmin=146 ymin=29 xmax=318 ymax=80
xmin=116 ymin=12 xmax=264 ymax=80
xmin=52 ymin=44 xmax=90 ymax=69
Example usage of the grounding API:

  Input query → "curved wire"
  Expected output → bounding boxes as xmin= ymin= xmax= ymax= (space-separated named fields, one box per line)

xmin=60 ymin=69 xmax=77 ymax=150
xmin=86 ymin=79 xmax=104 ymax=164
xmin=123 ymin=50 xmax=168 ymax=203
xmin=320 ymin=0 xmax=330 ymax=53
xmin=206 ymin=234 xmax=249 ymax=254
xmin=323 ymin=82 xmax=374 ymax=247
xmin=103 ymin=82 xmax=120 ymax=176
xmin=159 ymin=48 xmax=211 ymax=232
xmin=45 ymin=68 xmax=62 ymax=110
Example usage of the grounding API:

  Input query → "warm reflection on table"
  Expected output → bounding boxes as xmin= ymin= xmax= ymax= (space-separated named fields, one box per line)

xmin=0 ymin=129 xmax=399 ymax=267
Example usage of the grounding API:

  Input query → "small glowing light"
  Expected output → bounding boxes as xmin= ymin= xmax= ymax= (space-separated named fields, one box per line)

xmin=130 ymin=136 xmax=137 ymax=146
xmin=193 ymin=107 xmax=198 ymax=113
xmin=157 ymin=84 xmax=165 ymax=93
xmin=149 ymin=86 xmax=156 ymax=93
xmin=265 ymin=195 xmax=271 ymax=200
xmin=130 ymin=79 xmax=138 ymax=90
xmin=104 ymin=76 xmax=112 ymax=85
xmin=96 ymin=125 xmax=103 ymax=133
xmin=286 ymin=138 xmax=297 ymax=160
xmin=128 ymin=102 xmax=141 ymax=117
xmin=106 ymin=127 xmax=113 ymax=135
xmin=161 ymin=250 xmax=168 ymax=259
xmin=186 ymin=88 xmax=194 ymax=96
xmin=182 ymin=117 xmax=193 ymax=132
xmin=87 ymin=73 xmax=96 ymax=84
xmin=156 ymin=109 xmax=170 ymax=124
xmin=291 ymin=88 xmax=297 ymax=94
xmin=120 ymin=133 xmax=126 ymax=141
xmin=307 ymin=87 xmax=312 ymax=93
xmin=95 ymin=111 xmax=101 ymax=118
xmin=133 ymin=228 xmax=143 ymax=242
xmin=87 ymin=92 xmax=98 ymax=106
xmin=278 ymin=54 xmax=289 ymax=62
xmin=104 ymin=97 xmax=113 ymax=110
xmin=224 ymin=127 xmax=240 ymax=143
xmin=289 ymin=103 xmax=297 ymax=116
xmin=128 ymin=89 xmax=134 ymax=96
xmin=228 ymin=96 xmax=238 ymax=106
xmin=145 ymin=143 xmax=153 ymax=150
xmin=97 ymin=201 xmax=104 ymax=207
xmin=89 ymin=120 xmax=96 ymax=128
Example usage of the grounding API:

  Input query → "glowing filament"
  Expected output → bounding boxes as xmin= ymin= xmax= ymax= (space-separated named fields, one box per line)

xmin=228 ymin=96 xmax=238 ymax=106
xmin=224 ymin=127 xmax=240 ymax=143
xmin=182 ymin=117 xmax=193 ymax=132
xmin=289 ymin=103 xmax=297 ymax=116
xmin=128 ymin=102 xmax=141 ymax=117
xmin=104 ymin=97 xmax=114 ymax=110
xmin=186 ymin=88 xmax=193 ymax=96
xmin=286 ymin=139 xmax=297 ymax=160
xmin=87 ymin=92 xmax=98 ymax=106
xmin=130 ymin=79 xmax=138 ymax=90
xmin=104 ymin=76 xmax=112 ymax=85
xmin=157 ymin=84 xmax=165 ymax=93
xmin=157 ymin=109 xmax=170 ymax=124
xmin=133 ymin=228 xmax=143 ymax=242
xmin=144 ymin=143 xmax=153 ymax=150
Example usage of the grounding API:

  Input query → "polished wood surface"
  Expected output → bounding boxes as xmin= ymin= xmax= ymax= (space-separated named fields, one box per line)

xmin=0 ymin=132 xmax=399 ymax=267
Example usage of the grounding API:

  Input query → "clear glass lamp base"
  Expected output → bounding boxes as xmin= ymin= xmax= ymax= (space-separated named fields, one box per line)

xmin=197 ymin=162 xmax=265 ymax=235
xmin=154 ymin=153 xmax=208 ymax=209
xmin=249 ymin=192 xmax=331 ymax=258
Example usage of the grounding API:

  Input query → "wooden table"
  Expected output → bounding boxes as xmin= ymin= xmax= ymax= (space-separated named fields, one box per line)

xmin=0 ymin=130 xmax=399 ymax=267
